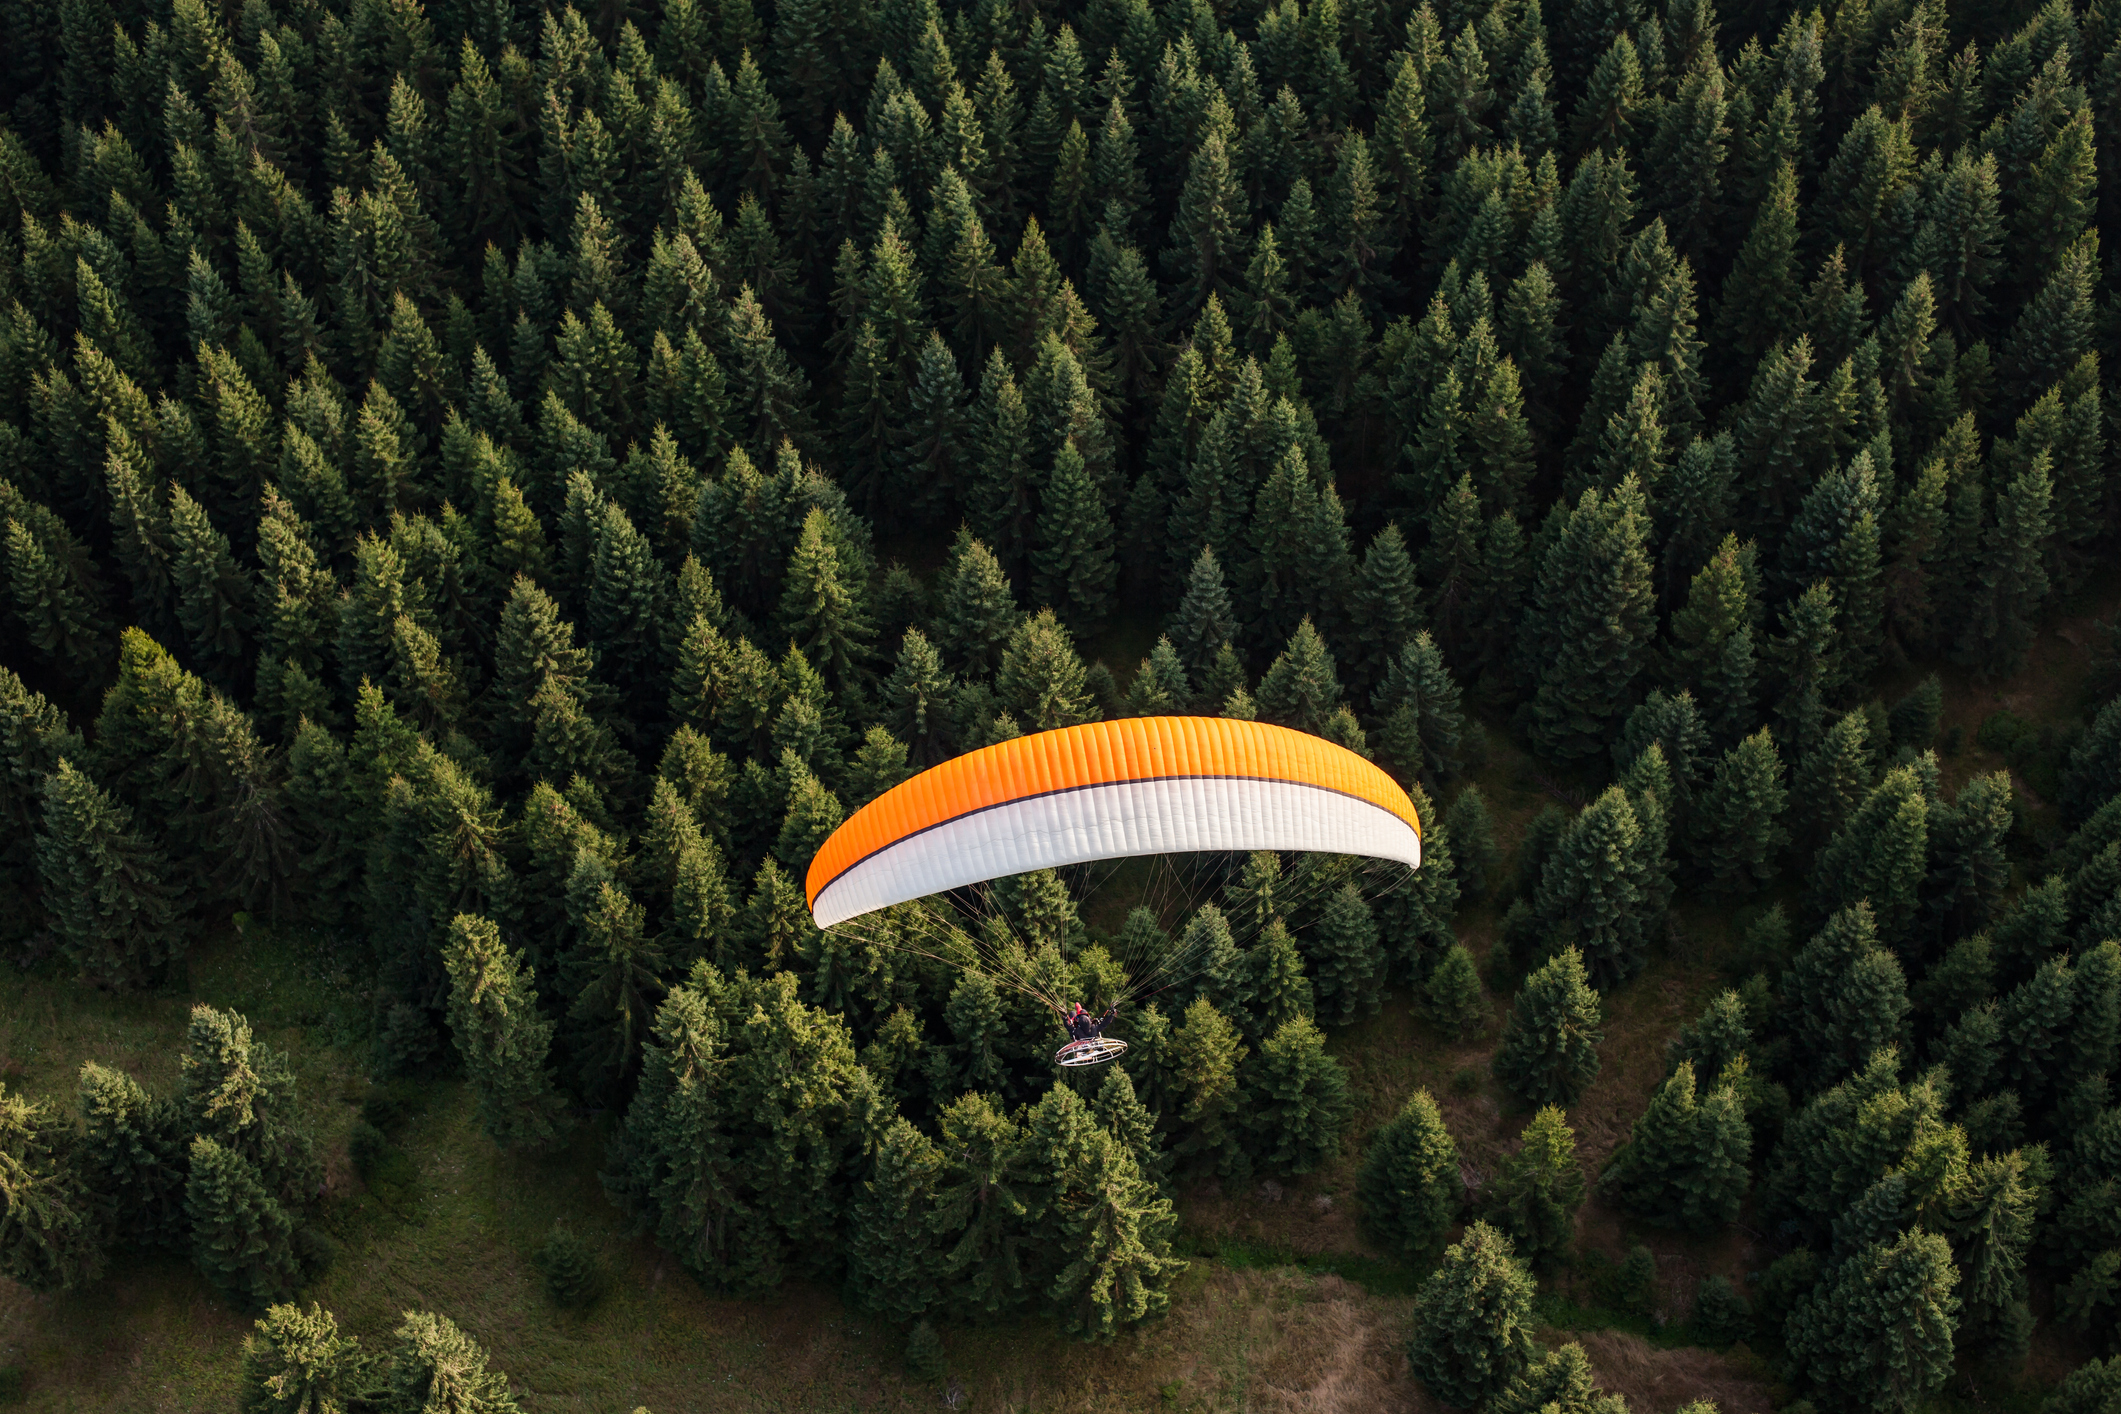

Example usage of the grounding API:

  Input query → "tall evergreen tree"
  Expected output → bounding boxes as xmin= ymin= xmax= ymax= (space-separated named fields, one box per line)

xmin=1357 ymin=1088 xmax=1462 ymax=1259
xmin=34 ymin=759 xmax=186 ymax=988
xmin=442 ymin=914 xmax=566 ymax=1148
xmin=1407 ymin=1221 xmax=1537 ymax=1410
xmin=1516 ymin=478 xmax=1656 ymax=763
xmin=1485 ymin=1105 xmax=1586 ymax=1272
xmin=1494 ymin=948 xmax=1603 ymax=1109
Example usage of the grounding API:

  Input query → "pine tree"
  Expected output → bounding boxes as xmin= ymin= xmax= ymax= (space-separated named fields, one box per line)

xmin=35 ymin=759 xmax=186 ymax=989
xmin=1424 ymin=943 xmax=1488 ymax=1040
xmin=845 ymin=1115 xmax=946 ymax=1321
xmin=75 ymin=1060 xmax=183 ymax=1253
xmin=1372 ymin=633 xmax=1464 ymax=789
xmin=1407 ymin=1221 xmax=1538 ymax=1409
xmin=442 ymin=914 xmax=566 ymax=1148
xmin=1600 ymin=1061 xmax=1750 ymax=1231
xmin=239 ymin=1302 xmax=374 ymax=1414
xmin=1309 ymin=882 xmax=1385 ymax=1027
xmin=0 ymin=1081 xmax=103 ymax=1293
xmin=1169 ymin=544 xmax=1238 ymax=677
xmin=187 ymin=1135 xmax=301 ymax=1309
xmin=1687 ymin=730 xmax=1789 ymax=896
xmin=1955 ymin=452 xmax=2053 ymax=679
xmin=1169 ymin=997 xmax=1249 ymax=1178
xmin=381 ymin=1311 xmax=523 ymax=1413
xmin=777 ymin=507 xmax=874 ymax=689
xmin=1031 ymin=440 xmax=1117 ymax=632
xmin=1493 ymin=948 xmax=1602 ymax=1109
xmin=1785 ymin=1228 xmax=1959 ymax=1414
xmin=1358 ymin=1088 xmax=1461 ymax=1259
xmin=1255 ymin=619 xmax=1342 ymax=735
xmin=1785 ymin=904 xmax=1911 ymax=1095
xmin=932 ymin=528 xmax=1021 ymax=678
xmin=995 ymin=609 xmax=1095 ymax=731
xmin=1024 ymin=1083 xmax=1183 ymax=1339
xmin=1485 ymin=1105 xmax=1586 ymax=1272
xmin=1517 ymin=478 xmax=1656 ymax=763
xmin=1528 ymin=787 xmax=1655 ymax=989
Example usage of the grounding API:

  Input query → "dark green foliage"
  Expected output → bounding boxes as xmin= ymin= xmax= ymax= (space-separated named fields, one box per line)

xmin=1688 ymin=730 xmax=1789 ymax=896
xmin=1600 ymin=1062 xmax=1751 ymax=1231
xmin=34 ymin=759 xmax=186 ymax=988
xmin=1424 ymin=943 xmax=1488 ymax=1041
xmin=1516 ymin=478 xmax=1655 ymax=764
xmin=75 ymin=1062 xmax=183 ymax=1252
xmin=1407 ymin=1221 xmax=1537 ymax=1409
xmin=1444 ymin=786 xmax=1498 ymax=902
xmin=443 ymin=915 xmax=566 ymax=1148
xmin=1693 ymin=1274 xmax=1752 ymax=1345
xmin=533 ymin=1223 xmax=604 ymax=1308
xmin=187 ymin=1135 xmax=300 ymax=1310
xmin=1785 ymin=1228 xmax=1960 ymax=1414
xmin=903 ymin=1319 xmax=945 ymax=1383
xmin=1308 ymin=882 xmax=1385 ymax=1028
xmin=0 ymin=0 xmax=2114 ymax=1367
xmin=239 ymin=1302 xmax=374 ymax=1414
xmin=0 ymin=1082 xmax=103 ymax=1293
xmin=1243 ymin=1016 xmax=1351 ymax=1176
xmin=1616 ymin=1244 xmax=1657 ymax=1316
xmin=1494 ymin=948 xmax=1602 ymax=1109
xmin=1485 ymin=1106 xmax=1585 ymax=1272
xmin=1357 ymin=1089 xmax=1462 ymax=1260
xmin=1490 ymin=1341 xmax=1629 ymax=1414
xmin=1372 ymin=633 xmax=1464 ymax=788
xmin=382 ymin=1311 xmax=523 ymax=1413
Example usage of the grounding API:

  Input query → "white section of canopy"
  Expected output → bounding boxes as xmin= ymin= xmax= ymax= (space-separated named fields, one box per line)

xmin=810 ymin=774 xmax=1423 ymax=929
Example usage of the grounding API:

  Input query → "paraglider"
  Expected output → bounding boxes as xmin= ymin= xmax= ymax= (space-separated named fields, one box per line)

xmin=803 ymin=716 xmax=1423 ymax=1065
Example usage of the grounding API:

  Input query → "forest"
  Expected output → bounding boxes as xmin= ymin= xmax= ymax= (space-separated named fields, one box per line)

xmin=0 ymin=0 xmax=2119 ymax=1402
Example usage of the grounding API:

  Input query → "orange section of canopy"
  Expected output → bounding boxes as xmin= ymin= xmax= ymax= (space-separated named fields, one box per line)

xmin=803 ymin=716 xmax=1423 ymax=907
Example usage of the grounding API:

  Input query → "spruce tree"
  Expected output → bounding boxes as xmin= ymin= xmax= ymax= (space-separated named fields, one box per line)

xmin=1600 ymin=1061 xmax=1751 ymax=1232
xmin=1243 ymin=1016 xmax=1351 ymax=1176
xmin=1169 ymin=544 xmax=1238 ymax=677
xmin=1358 ymin=1088 xmax=1462 ymax=1259
xmin=35 ymin=759 xmax=186 ymax=989
xmin=381 ymin=1311 xmax=522 ymax=1413
xmin=187 ymin=1135 xmax=301 ymax=1309
xmin=845 ymin=1116 xmax=946 ymax=1322
xmin=1486 ymin=1106 xmax=1586 ymax=1272
xmin=1424 ymin=942 xmax=1488 ymax=1040
xmin=239 ymin=1302 xmax=374 ymax=1414
xmin=1372 ymin=633 xmax=1464 ymax=788
xmin=1030 ymin=439 xmax=1117 ymax=632
xmin=1493 ymin=948 xmax=1602 ymax=1109
xmin=442 ymin=913 xmax=566 ymax=1148
xmin=1687 ymin=730 xmax=1790 ymax=896
xmin=1309 ymin=881 xmax=1385 ymax=1028
xmin=1491 ymin=1342 xmax=1630 ymax=1414
xmin=75 ymin=1061 xmax=183 ymax=1253
xmin=0 ymin=1081 xmax=103 ymax=1293
xmin=932 ymin=528 xmax=1022 ymax=678
xmin=1528 ymin=787 xmax=1655 ymax=989
xmin=1255 ymin=619 xmax=1343 ymax=735
xmin=995 ymin=609 xmax=1096 ymax=731
xmin=1786 ymin=1228 xmax=1959 ymax=1414
xmin=1407 ymin=1221 xmax=1537 ymax=1409
xmin=1170 ymin=997 xmax=1249 ymax=1178
xmin=1517 ymin=478 xmax=1656 ymax=763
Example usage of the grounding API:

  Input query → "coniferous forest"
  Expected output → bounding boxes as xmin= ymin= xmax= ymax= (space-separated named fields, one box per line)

xmin=3 ymin=0 xmax=2121 ymax=1402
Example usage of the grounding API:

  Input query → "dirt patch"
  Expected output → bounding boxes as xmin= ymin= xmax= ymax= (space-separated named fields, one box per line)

xmin=1570 ymin=1329 xmax=1777 ymax=1413
xmin=1189 ymin=1270 xmax=1428 ymax=1414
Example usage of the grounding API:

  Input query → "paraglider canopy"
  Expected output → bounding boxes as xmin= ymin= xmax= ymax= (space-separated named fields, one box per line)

xmin=804 ymin=716 xmax=1423 ymax=927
